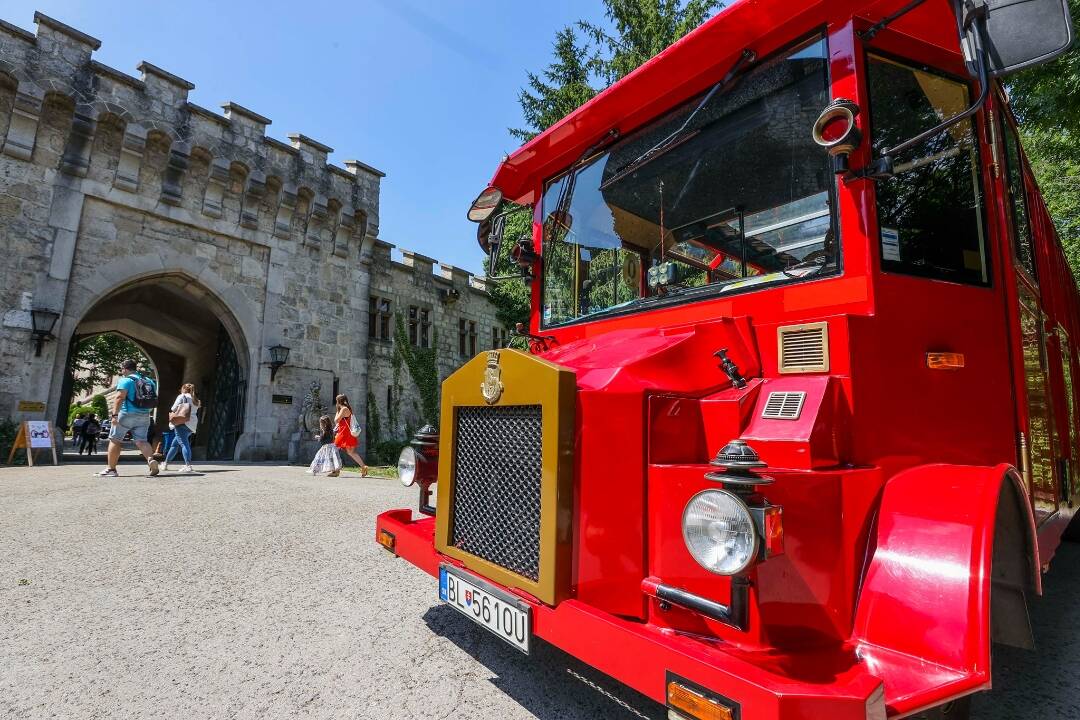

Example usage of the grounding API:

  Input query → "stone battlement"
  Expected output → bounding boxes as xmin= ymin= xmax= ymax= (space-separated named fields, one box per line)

xmin=0 ymin=11 xmax=383 ymax=249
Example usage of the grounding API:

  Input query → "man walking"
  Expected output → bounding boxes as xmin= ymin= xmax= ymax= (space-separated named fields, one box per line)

xmin=98 ymin=358 xmax=159 ymax=477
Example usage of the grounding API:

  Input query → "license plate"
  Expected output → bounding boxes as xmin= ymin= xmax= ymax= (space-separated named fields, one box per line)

xmin=439 ymin=565 xmax=531 ymax=653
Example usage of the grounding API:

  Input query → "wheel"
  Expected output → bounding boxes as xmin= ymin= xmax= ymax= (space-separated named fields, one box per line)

xmin=911 ymin=696 xmax=971 ymax=720
xmin=1063 ymin=511 xmax=1080 ymax=542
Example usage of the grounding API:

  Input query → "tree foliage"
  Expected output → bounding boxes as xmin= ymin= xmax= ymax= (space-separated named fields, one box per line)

xmin=578 ymin=0 xmax=724 ymax=85
xmin=510 ymin=28 xmax=597 ymax=143
xmin=69 ymin=333 xmax=154 ymax=399
xmin=1006 ymin=0 xmax=1080 ymax=273
xmin=511 ymin=1 xmax=723 ymax=141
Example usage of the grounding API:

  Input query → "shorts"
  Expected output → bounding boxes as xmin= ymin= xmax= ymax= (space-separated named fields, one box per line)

xmin=110 ymin=411 xmax=152 ymax=442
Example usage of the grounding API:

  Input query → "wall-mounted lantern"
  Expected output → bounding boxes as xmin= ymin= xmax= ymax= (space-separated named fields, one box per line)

xmin=267 ymin=344 xmax=290 ymax=382
xmin=30 ymin=307 xmax=60 ymax=357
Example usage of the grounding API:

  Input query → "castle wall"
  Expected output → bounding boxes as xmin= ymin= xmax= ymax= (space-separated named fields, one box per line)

xmin=0 ymin=12 xmax=503 ymax=461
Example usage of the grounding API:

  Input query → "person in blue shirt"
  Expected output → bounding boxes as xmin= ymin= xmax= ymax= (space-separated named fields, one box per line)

xmin=99 ymin=358 xmax=160 ymax=477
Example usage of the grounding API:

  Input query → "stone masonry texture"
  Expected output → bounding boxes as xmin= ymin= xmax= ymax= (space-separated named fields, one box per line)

xmin=0 ymin=12 xmax=502 ymax=460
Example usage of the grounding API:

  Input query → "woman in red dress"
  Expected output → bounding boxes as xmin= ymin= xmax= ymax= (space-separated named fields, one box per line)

xmin=334 ymin=394 xmax=368 ymax=476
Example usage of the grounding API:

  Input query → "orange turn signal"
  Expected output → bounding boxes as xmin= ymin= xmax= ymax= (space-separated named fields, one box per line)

xmin=377 ymin=529 xmax=396 ymax=554
xmin=667 ymin=681 xmax=735 ymax=720
xmin=926 ymin=352 xmax=965 ymax=370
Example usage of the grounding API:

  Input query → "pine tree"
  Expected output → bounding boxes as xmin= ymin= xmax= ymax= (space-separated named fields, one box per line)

xmin=579 ymin=0 xmax=723 ymax=85
xmin=510 ymin=27 xmax=597 ymax=142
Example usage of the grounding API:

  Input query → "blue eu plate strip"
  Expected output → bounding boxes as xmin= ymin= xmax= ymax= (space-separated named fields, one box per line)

xmin=438 ymin=567 xmax=448 ymax=602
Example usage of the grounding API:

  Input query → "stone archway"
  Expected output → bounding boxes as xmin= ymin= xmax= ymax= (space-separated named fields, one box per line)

xmin=53 ymin=268 xmax=254 ymax=460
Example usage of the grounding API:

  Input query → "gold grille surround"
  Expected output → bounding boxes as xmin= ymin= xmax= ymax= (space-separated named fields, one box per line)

xmin=434 ymin=349 xmax=576 ymax=606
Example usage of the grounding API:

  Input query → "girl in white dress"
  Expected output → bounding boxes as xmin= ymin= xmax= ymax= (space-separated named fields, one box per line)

xmin=308 ymin=415 xmax=342 ymax=477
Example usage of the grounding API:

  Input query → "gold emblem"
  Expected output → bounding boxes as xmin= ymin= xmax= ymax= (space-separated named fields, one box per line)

xmin=481 ymin=350 xmax=504 ymax=404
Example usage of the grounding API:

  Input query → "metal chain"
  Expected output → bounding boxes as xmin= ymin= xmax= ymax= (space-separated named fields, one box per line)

xmin=565 ymin=666 xmax=657 ymax=720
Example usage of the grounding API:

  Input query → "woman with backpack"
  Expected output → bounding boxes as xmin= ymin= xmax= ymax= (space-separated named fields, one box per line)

xmin=163 ymin=383 xmax=201 ymax=473
xmin=333 ymin=394 xmax=368 ymax=477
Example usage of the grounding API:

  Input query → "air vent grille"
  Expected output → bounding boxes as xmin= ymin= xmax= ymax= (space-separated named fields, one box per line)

xmin=778 ymin=322 xmax=829 ymax=373
xmin=762 ymin=391 xmax=806 ymax=420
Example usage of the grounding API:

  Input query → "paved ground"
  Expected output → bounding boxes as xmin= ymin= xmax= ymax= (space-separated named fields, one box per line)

xmin=0 ymin=463 xmax=1077 ymax=719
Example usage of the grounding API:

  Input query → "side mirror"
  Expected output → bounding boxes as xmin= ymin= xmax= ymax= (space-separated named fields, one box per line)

xmin=954 ymin=0 xmax=1074 ymax=78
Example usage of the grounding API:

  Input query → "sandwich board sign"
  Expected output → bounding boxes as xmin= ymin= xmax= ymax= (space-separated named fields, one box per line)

xmin=6 ymin=420 xmax=58 ymax=466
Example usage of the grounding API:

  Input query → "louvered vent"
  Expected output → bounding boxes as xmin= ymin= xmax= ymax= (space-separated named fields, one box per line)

xmin=761 ymin=391 xmax=806 ymax=420
xmin=778 ymin=322 xmax=829 ymax=373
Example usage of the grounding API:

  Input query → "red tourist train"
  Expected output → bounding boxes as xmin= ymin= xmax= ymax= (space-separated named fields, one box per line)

xmin=376 ymin=1 xmax=1078 ymax=717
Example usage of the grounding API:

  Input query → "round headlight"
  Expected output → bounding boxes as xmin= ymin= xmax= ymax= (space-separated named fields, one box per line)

xmin=682 ymin=489 xmax=758 ymax=575
xmin=397 ymin=446 xmax=418 ymax=487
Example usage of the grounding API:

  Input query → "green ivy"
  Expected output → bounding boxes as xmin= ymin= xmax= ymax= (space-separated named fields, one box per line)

xmin=366 ymin=390 xmax=382 ymax=446
xmin=393 ymin=314 xmax=440 ymax=427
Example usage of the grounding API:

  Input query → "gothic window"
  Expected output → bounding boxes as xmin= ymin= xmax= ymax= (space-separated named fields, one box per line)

xmin=459 ymin=318 xmax=467 ymax=356
xmin=420 ymin=308 xmax=431 ymax=348
xmin=409 ymin=306 xmax=432 ymax=347
xmin=492 ymin=326 xmax=508 ymax=349
xmin=369 ymin=296 xmax=392 ymax=340
xmin=468 ymin=321 xmax=477 ymax=356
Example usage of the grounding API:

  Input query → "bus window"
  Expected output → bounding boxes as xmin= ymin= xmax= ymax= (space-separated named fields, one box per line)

xmin=867 ymin=55 xmax=989 ymax=286
xmin=1000 ymin=112 xmax=1037 ymax=280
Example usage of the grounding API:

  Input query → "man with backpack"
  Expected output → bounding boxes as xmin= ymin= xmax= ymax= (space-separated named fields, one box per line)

xmin=99 ymin=358 xmax=160 ymax=477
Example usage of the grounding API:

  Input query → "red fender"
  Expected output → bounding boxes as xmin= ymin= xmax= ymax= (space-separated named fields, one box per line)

xmin=852 ymin=464 xmax=1040 ymax=717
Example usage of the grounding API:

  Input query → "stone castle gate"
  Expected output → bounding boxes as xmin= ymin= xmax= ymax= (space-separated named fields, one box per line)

xmin=0 ymin=12 xmax=504 ymax=461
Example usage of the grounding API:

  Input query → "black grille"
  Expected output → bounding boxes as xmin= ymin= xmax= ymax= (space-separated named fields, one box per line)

xmin=451 ymin=405 xmax=543 ymax=581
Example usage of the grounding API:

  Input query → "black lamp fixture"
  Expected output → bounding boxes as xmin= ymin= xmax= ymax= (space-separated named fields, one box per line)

xmin=267 ymin=343 xmax=290 ymax=381
xmin=30 ymin=307 xmax=60 ymax=357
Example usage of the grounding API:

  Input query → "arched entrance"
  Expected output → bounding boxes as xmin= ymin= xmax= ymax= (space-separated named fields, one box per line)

xmin=56 ymin=274 xmax=250 ymax=461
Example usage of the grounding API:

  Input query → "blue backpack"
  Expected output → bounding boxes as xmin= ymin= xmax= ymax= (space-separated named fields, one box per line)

xmin=130 ymin=374 xmax=158 ymax=409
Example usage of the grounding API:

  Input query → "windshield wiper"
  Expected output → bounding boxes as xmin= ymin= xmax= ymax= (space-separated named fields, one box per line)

xmin=599 ymin=49 xmax=756 ymax=190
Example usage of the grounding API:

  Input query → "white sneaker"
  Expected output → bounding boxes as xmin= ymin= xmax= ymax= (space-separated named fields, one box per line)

xmin=179 ymin=466 xmax=194 ymax=473
xmin=147 ymin=458 xmax=160 ymax=476
xmin=162 ymin=462 xmax=170 ymax=471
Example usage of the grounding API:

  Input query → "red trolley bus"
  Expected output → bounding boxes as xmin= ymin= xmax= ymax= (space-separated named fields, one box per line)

xmin=377 ymin=1 xmax=1077 ymax=717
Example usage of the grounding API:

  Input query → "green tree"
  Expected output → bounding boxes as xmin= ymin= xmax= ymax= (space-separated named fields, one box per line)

xmin=511 ymin=1 xmax=723 ymax=142
xmin=68 ymin=334 xmax=154 ymax=398
xmin=1005 ymin=0 xmax=1080 ymax=273
xmin=579 ymin=0 xmax=724 ymax=85
xmin=510 ymin=27 xmax=597 ymax=142
xmin=90 ymin=394 xmax=109 ymax=418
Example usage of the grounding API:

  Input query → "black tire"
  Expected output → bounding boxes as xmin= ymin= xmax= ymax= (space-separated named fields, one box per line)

xmin=911 ymin=696 xmax=972 ymax=720
xmin=1063 ymin=511 xmax=1080 ymax=542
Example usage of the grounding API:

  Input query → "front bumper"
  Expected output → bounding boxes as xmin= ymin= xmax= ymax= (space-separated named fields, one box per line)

xmin=376 ymin=508 xmax=886 ymax=720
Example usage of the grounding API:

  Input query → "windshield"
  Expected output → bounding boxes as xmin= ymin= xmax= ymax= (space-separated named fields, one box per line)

xmin=540 ymin=36 xmax=837 ymax=327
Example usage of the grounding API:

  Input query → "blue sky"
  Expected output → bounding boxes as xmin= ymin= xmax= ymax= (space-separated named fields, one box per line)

xmin=3 ymin=1 xmax=613 ymax=274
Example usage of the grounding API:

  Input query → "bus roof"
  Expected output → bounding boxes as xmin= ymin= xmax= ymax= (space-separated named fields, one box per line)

xmin=490 ymin=0 xmax=964 ymax=204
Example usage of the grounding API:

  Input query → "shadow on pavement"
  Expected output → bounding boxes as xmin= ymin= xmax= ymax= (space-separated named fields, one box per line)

xmin=423 ymin=604 xmax=664 ymax=720
xmin=423 ymin=542 xmax=1080 ymax=720
xmin=971 ymin=540 xmax=1080 ymax=719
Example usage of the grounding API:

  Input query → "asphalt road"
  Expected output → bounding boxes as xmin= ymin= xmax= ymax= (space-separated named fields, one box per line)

xmin=0 ymin=463 xmax=1077 ymax=719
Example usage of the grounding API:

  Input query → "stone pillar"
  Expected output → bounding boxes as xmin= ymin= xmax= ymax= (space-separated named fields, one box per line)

xmin=160 ymin=142 xmax=191 ymax=206
xmin=59 ymin=111 xmax=96 ymax=177
xmin=274 ymin=183 xmax=297 ymax=238
xmin=113 ymin=125 xmax=147 ymax=192
xmin=2 ymin=85 xmax=45 ymax=161
xmin=334 ymin=210 xmax=354 ymax=258
xmin=305 ymin=194 xmax=329 ymax=248
xmin=202 ymin=157 xmax=230 ymax=217
xmin=240 ymin=170 xmax=266 ymax=229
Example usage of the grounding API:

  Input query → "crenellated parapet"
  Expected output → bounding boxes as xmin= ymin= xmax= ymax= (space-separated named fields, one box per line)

xmin=0 ymin=11 xmax=383 ymax=252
